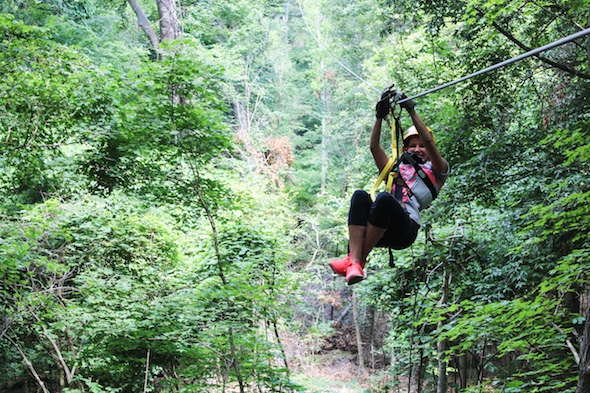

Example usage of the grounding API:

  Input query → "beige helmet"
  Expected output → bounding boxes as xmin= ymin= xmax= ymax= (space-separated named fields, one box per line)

xmin=403 ymin=125 xmax=433 ymax=145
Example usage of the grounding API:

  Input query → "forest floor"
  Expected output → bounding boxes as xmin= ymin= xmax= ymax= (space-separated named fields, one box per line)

xmin=288 ymin=349 xmax=369 ymax=392
xmin=283 ymin=331 xmax=405 ymax=392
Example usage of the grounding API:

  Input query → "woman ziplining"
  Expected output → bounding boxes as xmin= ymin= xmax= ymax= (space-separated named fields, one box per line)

xmin=325 ymin=26 xmax=590 ymax=285
xmin=329 ymin=86 xmax=450 ymax=285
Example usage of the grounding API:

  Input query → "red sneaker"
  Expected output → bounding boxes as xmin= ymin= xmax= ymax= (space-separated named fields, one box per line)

xmin=329 ymin=255 xmax=352 ymax=276
xmin=346 ymin=262 xmax=365 ymax=285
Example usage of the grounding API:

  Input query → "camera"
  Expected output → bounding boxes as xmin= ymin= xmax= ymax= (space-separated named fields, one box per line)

xmin=402 ymin=152 xmax=424 ymax=165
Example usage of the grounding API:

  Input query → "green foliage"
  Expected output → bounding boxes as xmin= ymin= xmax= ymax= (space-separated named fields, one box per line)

xmin=523 ymin=125 xmax=590 ymax=246
xmin=0 ymin=195 xmax=180 ymax=391
xmin=0 ymin=13 xmax=112 ymax=202
xmin=80 ymin=38 xmax=232 ymax=202
xmin=2 ymin=0 xmax=590 ymax=391
xmin=439 ymin=296 xmax=578 ymax=392
xmin=1 ymin=189 xmax=298 ymax=392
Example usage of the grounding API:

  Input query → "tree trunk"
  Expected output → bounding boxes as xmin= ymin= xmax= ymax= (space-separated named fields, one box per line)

xmin=352 ymin=290 xmax=364 ymax=370
xmin=576 ymin=288 xmax=590 ymax=393
xmin=586 ymin=10 xmax=590 ymax=71
xmin=437 ymin=260 xmax=450 ymax=393
xmin=192 ymin=169 xmax=244 ymax=392
xmin=311 ymin=8 xmax=331 ymax=195
xmin=457 ymin=354 xmax=467 ymax=389
xmin=8 ymin=336 xmax=50 ymax=393
xmin=410 ymin=348 xmax=425 ymax=393
xmin=157 ymin=0 xmax=180 ymax=41
xmin=367 ymin=306 xmax=376 ymax=369
xmin=127 ymin=0 xmax=159 ymax=49
xmin=319 ymin=60 xmax=329 ymax=193
xmin=127 ymin=0 xmax=181 ymax=52
xmin=143 ymin=349 xmax=150 ymax=393
xmin=320 ymin=92 xmax=328 ymax=195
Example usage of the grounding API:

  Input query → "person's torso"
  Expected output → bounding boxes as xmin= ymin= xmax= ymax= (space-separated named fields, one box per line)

xmin=392 ymin=160 xmax=449 ymax=225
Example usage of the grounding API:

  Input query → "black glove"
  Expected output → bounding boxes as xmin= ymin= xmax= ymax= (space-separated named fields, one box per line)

xmin=399 ymin=92 xmax=415 ymax=111
xmin=375 ymin=89 xmax=394 ymax=119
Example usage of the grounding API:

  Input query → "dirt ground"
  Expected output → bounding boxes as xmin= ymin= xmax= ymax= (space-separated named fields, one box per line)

xmin=282 ymin=329 xmax=408 ymax=393
xmin=288 ymin=351 xmax=369 ymax=392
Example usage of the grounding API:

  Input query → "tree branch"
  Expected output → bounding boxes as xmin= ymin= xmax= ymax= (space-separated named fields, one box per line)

xmin=127 ymin=0 xmax=160 ymax=50
xmin=6 ymin=334 xmax=50 ymax=393
xmin=587 ymin=10 xmax=590 ymax=72
xmin=29 ymin=309 xmax=75 ymax=384
xmin=491 ymin=20 xmax=590 ymax=79
xmin=475 ymin=8 xmax=590 ymax=79
xmin=188 ymin=163 xmax=245 ymax=392
xmin=552 ymin=322 xmax=580 ymax=365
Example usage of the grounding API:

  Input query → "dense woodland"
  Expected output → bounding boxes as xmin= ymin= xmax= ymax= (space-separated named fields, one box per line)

xmin=1 ymin=0 xmax=589 ymax=392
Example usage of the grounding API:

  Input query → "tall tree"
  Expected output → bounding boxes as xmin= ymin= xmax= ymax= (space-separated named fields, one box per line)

xmin=127 ymin=0 xmax=180 ymax=50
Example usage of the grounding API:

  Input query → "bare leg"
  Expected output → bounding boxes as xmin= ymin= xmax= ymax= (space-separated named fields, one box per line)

xmin=348 ymin=223 xmax=387 ymax=266
xmin=348 ymin=225 xmax=366 ymax=264
xmin=361 ymin=223 xmax=387 ymax=262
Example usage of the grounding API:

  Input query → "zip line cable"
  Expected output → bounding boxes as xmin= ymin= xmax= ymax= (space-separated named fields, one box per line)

xmin=398 ymin=26 xmax=590 ymax=104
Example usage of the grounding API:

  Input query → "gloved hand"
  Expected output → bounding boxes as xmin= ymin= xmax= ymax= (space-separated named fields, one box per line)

xmin=399 ymin=92 xmax=415 ymax=111
xmin=375 ymin=87 xmax=394 ymax=119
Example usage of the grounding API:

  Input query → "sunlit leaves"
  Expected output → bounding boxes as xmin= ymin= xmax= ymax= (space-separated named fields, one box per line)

xmin=0 ymin=14 xmax=112 ymax=202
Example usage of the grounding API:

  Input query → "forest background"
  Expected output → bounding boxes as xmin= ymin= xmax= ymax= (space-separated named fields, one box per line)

xmin=1 ymin=0 xmax=589 ymax=392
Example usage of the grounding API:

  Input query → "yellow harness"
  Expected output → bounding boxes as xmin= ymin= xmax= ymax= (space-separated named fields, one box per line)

xmin=370 ymin=112 xmax=403 ymax=202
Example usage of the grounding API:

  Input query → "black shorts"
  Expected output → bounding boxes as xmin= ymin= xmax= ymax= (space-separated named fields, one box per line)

xmin=347 ymin=190 xmax=419 ymax=250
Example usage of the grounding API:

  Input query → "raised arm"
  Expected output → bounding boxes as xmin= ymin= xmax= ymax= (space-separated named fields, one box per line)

xmin=407 ymin=108 xmax=447 ymax=174
xmin=371 ymin=90 xmax=393 ymax=172
xmin=400 ymin=95 xmax=448 ymax=175
xmin=370 ymin=117 xmax=390 ymax=172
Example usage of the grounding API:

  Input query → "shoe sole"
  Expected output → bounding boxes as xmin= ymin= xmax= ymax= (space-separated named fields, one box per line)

xmin=347 ymin=274 xmax=364 ymax=285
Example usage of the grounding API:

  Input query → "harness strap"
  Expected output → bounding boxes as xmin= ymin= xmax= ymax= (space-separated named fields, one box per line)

xmin=393 ymin=173 xmax=404 ymax=201
xmin=402 ymin=152 xmax=438 ymax=200
xmin=370 ymin=157 xmax=396 ymax=201
xmin=370 ymin=106 xmax=404 ymax=202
